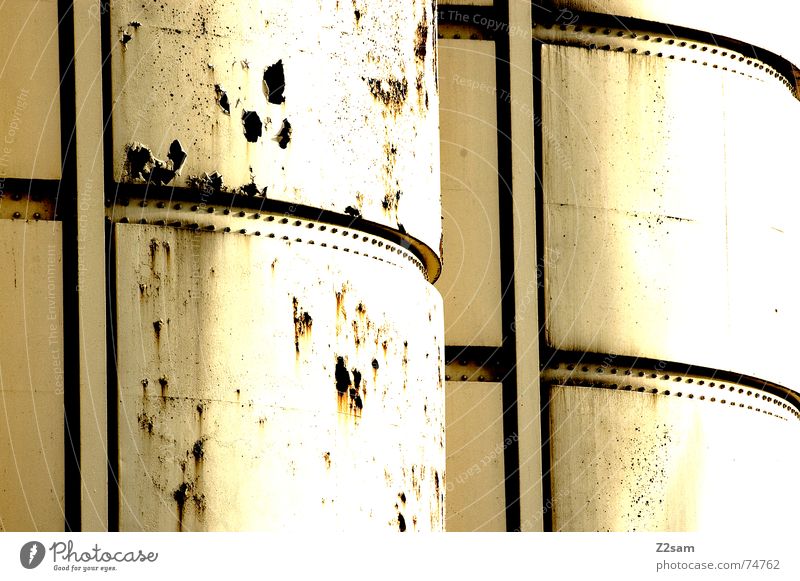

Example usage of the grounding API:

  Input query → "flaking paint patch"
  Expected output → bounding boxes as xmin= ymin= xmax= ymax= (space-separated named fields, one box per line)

xmin=366 ymin=77 xmax=408 ymax=115
xmin=263 ymin=60 xmax=286 ymax=105
xmin=292 ymin=296 xmax=313 ymax=354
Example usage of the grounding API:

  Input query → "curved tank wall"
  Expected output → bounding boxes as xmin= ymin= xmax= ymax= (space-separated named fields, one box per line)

xmin=107 ymin=0 xmax=445 ymax=531
xmin=536 ymin=7 xmax=800 ymax=531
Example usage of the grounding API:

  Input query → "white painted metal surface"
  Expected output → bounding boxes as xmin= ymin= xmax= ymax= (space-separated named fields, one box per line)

xmin=0 ymin=220 xmax=64 ymax=531
xmin=115 ymin=224 xmax=445 ymax=531
xmin=109 ymin=0 xmax=441 ymax=255
xmin=542 ymin=44 xmax=800 ymax=389
xmin=549 ymin=384 xmax=800 ymax=531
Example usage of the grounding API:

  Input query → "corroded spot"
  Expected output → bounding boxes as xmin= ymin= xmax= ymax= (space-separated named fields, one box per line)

xmin=124 ymin=140 xmax=186 ymax=185
xmin=242 ymin=110 xmax=263 ymax=142
xmin=214 ymin=84 xmax=231 ymax=114
xmin=293 ymin=297 xmax=313 ymax=353
xmin=274 ymin=118 xmax=292 ymax=149
xmin=366 ymin=77 xmax=408 ymax=114
xmin=335 ymin=356 xmax=351 ymax=394
xmin=263 ymin=60 xmax=286 ymax=104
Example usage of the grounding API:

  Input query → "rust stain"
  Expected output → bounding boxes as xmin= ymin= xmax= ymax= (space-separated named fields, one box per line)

xmin=192 ymin=438 xmax=206 ymax=462
xmin=366 ymin=77 xmax=408 ymax=116
xmin=153 ymin=319 xmax=165 ymax=341
xmin=292 ymin=296 xmax=313 ymax=355
xmin=137 ymin=412 xmax=154 ymax=434
xmin=158 ymin=376 xmax=169 ymax=396
xmin=173 ymin=479 xmax=205 ymax=532
xmin=335 ymin=355 xmax=364 ymax=417
xmin=335 ymin=283 xmax=349 ymax=335
xmin=414 ymin=8 xmax=429 ymax=112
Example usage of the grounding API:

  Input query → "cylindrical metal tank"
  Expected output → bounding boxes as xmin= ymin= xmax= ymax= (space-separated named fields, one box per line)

xmin=0 ymin=0 xmax=444 ymax=532
xmin=106 ymin=0 xmax=444 ymax=531
xmin=534 ymin=1 xmax=800 ymax=531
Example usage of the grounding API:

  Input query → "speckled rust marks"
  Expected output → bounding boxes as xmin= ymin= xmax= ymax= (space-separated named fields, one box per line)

xmin=414 ymin=8 xmax=430 ymax=112
xmin=123 ymin=140 xmax=187 ymax=185
xmin=137 ymin=411 xmax=155 ymax=434
xmin=334 ymin=355 xmax=365 ymax=418
xmin=381 ymin=142 xmax=402 ymax=222
xmin=382 ymin=190 xmax=402 ymax=215
xmin=366 ymin=77 xmax=408 ymax=116
xmin=292 ymin=296 xmax=313 ymax=355
xmin=335 ymin=283 xmax=350 ymax=336
xmin=172 ymin=478 xmax=206 ymax=532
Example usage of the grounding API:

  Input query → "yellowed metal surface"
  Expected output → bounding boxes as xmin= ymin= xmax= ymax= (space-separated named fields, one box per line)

xmin=507 ymin=0 xmax=542 ymax=532
xmin=115 ymin=223 xmax=445 ymax=531
xmin=0 ymin=0 xmax=62 ymax=180
xmin=542 ymin=45 xmax=800 ymax=388
xmin=0 ymin=220 xmax=64 ymax=531
xmin=445 ymin=381 xmax=505 ymax=532
xmin=437 ymin=40 xmax=502 ymax=347
xmin=549 ymin=384 xmax=800 ymax=531
xmin=109 ymin=0 xmax=441 ymax=255
xmin=74 ymin=0 xmax=109 ymax=531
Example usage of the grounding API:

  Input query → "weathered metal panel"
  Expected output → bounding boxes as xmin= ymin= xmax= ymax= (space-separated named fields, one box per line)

xmin=437 ymin=40 xmax=502 ymax=347
xmin=0 ymin=220 xmax=64 ymax=531
xmin=542 ymin=45 xmax=800 ymax=388
xmin=549 ymin=383 xmax=800 ymax=531
xmin=0 ymin=0 xmax=62 ymax=180
xmin=109 ymin=0 xmax=441 ymax=255
xmin=541 ymin=1 xmax=800 ymax=69
xmin=444 ymin=380 xmax=505 ymax=532
xmin=74 ymin=0 xmax=109 ymax=530
xmin=115 ymin=223 xmax=445 ymax=531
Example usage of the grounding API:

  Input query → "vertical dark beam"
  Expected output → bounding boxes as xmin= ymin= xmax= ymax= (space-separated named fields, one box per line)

xmin=57 ymin=0 xmax=81 ymax=532
xmin=494 ymin=0 xmax=522 ymax=533
xmin=531 ymin=37 xmax=553 ymax=532
xmin=105 ymin=217 xmax=119 ymax=531
xmin=100 ymin=0 xmax=120 ymax=532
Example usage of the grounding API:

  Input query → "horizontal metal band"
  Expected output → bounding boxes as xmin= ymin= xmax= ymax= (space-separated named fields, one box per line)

xmin=541 ymin=358 xmax=800 ymax=423
xmin=0 ymin=179 xmax=61 ymax=221
xmin=532 ymin=21 xmax=796 ymax=98
xmin=444 ymin=345 xmax=506 ymax=383
xmin=0 ymin=196 xmax=56 ymax=221
xmin=106 ymin=196 xmax=431 ymax=280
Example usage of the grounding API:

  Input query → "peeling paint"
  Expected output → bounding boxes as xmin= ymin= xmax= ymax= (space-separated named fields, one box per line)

xmin=263 ymin=60 xmax=286 ymax=105
xmin=366 ymin=77 xmax=408 ymax=114
xmin=187 ymin=171 xmax=224 ymax=194
xmin=242 ymin=110 xmax=263 ymax=142
xmin=124 ymin=140 xmax=186 ymax=185
xmin=214 ymin=84 xmax=231 ymax=114
xmin=292 ymin=297 xmax=313 ymax=354
xmin=274 ymin=118 xmax=291 ymax=149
